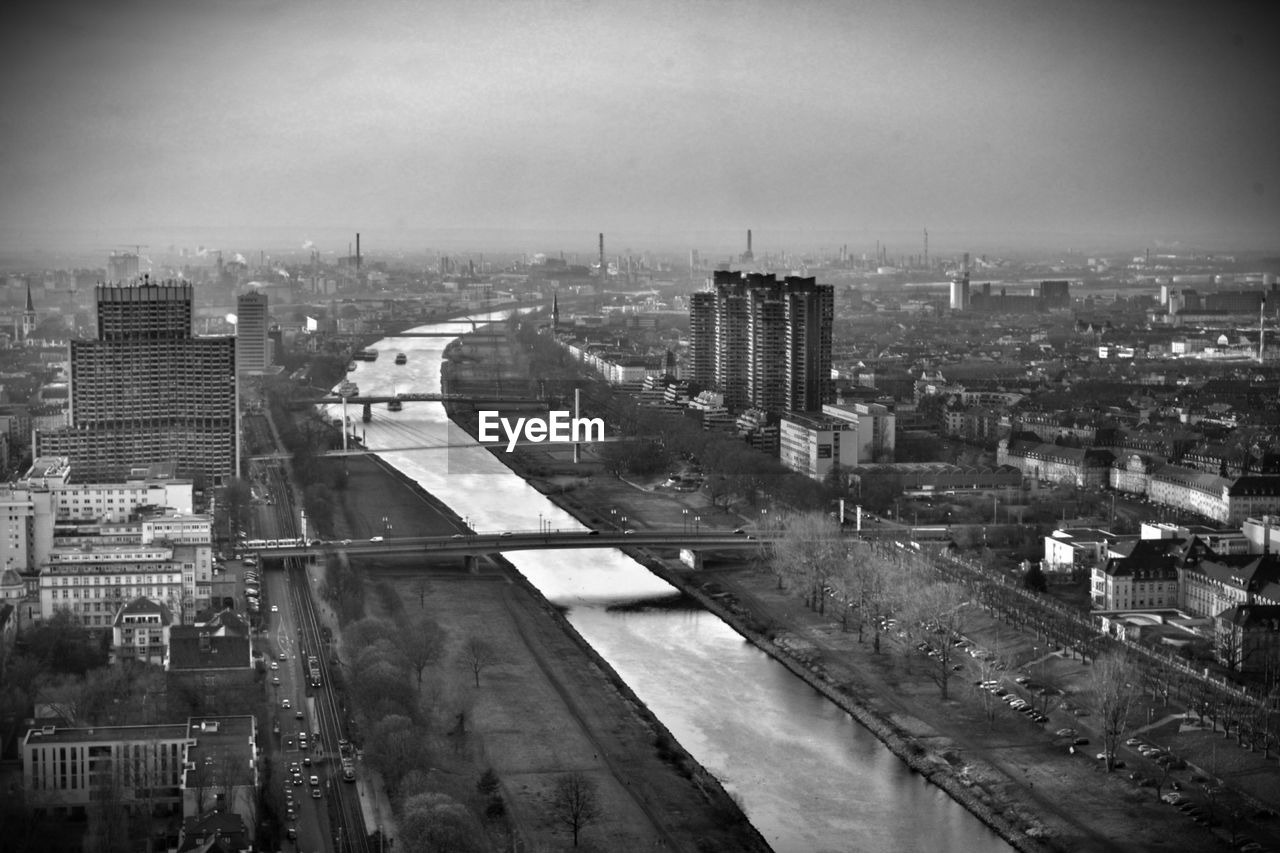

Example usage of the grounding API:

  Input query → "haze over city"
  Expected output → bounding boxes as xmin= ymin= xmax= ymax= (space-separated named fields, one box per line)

xmin=3 ymin=0 xmax=1278 ymax=260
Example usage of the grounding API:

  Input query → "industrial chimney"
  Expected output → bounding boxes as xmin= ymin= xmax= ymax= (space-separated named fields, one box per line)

xmin=356 ymin=232 xmax=361 ymax=277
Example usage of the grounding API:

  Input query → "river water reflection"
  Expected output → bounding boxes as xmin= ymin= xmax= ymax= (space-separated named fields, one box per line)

xmin=330 ymin=320 xmax=1011 ymax=852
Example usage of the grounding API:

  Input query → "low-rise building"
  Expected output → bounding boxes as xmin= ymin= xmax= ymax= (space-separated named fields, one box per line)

xmin=1045 ymin=528 xmax=1118 ymax=582
xmin=1091 ymin=538 xmax=1181 ymax=610
xmin=111 ymin=596 xmax=173 ymax=665
xmin=997 ymin=439 xmax=1113 ymax=488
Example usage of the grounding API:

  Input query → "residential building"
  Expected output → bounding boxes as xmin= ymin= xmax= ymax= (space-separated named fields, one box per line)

xmin=690 ymin=271 xmax=833 ymax=414
xmin=1215 ymin=604 xmax=1280 ymax=674
xmin=35 ymin=281 xmax=238 ymax=484
xmin=111 ymin=596 xmax=173 ymax=665
xmin=997 ymin=439 xmax=1114 ymax=488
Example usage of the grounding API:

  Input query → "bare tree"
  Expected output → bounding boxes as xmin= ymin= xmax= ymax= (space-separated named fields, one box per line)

xmin=770 ymin=512 xmax=843 ymax=614
xmin=901 ymin=580 xmax=971 ymax=700
xmin=551 ymin=771 xmax=602 ymax=848
xmin=1088 ymin=652 xmax=1142 ymax=772
xmin=460 ymin=637 xmax=498 ymax=688
xmin=402 ymin=616 xmax=448 ymax=691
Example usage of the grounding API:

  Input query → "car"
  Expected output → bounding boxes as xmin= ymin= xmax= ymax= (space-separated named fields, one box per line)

xmin=370 ymin=535 xmax=384 ymax=542
xmin=312 ymin=787 xmax=322 ymax=799
xmin=339 ymin=539 xmax=351 ymax=545
xmin=1055 ymin=728 xmax=1077 ymax=738
xmin=272 ymin=676 xmax=280 ymax=685
xmin=287 ymin=827 xmax=298 ymax=840
xmin=1014 ymin=676 xmax=1030 ymax=684
xmin=303 ymin=756 xmax=312 ymax=766
xmin=271 ymin=605 xmax=279 ymax=613
xmin=1161 ymin=793 xmax=1183 ymax=805
xmin=270 ymin=661 xmax=279 ymax=670
xmin=1072 ymin=737 xmax=1089 ymax=746
xmin=295 ymin=710 xmax=305 ymax=720
xmin=281 ymin=698 xmax=291 ymax=709
xmin=732 ymin=528 xmax=746 ymax=534
xmin=623 ymin=529 xmax=636 ymax=534
xmin=310 ymin=775 xmax=319 ymax=786
xmin=451 ymin=533 xmax=465 ymax=539
xmin=1125 ymin=738 xmax=1142 ymax=747
xmin=292 ymin=774 xmax=303 ymax=786
xmin=279 ymin=652 xmax=288 ymax=661
xmin=499 ymin=531 xmax=512 ymax=537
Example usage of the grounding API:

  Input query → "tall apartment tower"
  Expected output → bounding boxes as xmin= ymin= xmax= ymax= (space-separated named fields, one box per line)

xmin=35 ymin=281 xmax=238 ymax=484
xmin=690 ymin=271 xmax=833 ymax=414
xmin=235 ymin=291 xmax=270 ymax=374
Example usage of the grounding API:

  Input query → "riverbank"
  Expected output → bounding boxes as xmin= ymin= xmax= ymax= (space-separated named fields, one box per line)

xmin=322 ymin=453 xmax=770 ymax=853
xmin=435 ymin=326 xmax=1246 ymax=853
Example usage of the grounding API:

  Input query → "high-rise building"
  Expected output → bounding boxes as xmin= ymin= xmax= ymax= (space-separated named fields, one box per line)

xmin=690 ymin=271 xmax=833 ymax=414
xmin=35 ymin=281 xmax=238 ymax=484
xmin=235 ymin=291 xmax=269 ymax=374
xmin=106 ymin=251 xmax=140 ymax=283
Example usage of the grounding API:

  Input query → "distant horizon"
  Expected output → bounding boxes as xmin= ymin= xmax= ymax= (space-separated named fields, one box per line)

xmin=3 ymin=224 xmax=1278 ymax=271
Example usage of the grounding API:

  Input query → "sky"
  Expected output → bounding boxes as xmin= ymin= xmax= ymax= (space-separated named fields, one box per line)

xmin=2 ymin=0 xmax=1278 ymax=258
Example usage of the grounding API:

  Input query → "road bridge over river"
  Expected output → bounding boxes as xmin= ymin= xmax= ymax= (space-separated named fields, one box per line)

xmin=250 ymin=530 xmax=775 ymax=571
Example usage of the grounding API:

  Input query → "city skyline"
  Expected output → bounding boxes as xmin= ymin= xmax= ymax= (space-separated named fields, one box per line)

xmin=3 ymin=0 xmax=1278 ymax=257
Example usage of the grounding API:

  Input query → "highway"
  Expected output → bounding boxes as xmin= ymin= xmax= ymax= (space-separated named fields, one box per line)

xmin=254 ymin=462 xmax=369 ymax=853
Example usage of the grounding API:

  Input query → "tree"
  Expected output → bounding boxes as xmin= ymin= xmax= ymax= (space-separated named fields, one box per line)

xmin=460 ymin=637 xmax=497 ymax=687
xmin=402 ymin=616 xmax=448 ymax=691
xmin=901 ymin=580 xmax=971 ymax=700
xmin=400 ymin=791 xmax=483 ymax=853
xmin=551 ymin=771 xmax=602 ymax=848
xmin=1088 ymin=652 xmax=1142 ymax=772
xmin=770 ymin=512 xmax=843 ymax=613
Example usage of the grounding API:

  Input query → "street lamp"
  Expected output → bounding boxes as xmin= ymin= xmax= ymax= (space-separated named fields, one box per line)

xmin=683 ymin=508 xmax=690 ymax=533
xmin=694 ymin=515 xmax=701 ymax=535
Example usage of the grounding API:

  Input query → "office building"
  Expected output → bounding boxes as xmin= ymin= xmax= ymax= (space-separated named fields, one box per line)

xmin=35 ymin=281 xmax=238 ymax=484
xmin=690 ymin=271 xmax=833 ymax=414
xmin=106 ymin=252 xmax=140 ymax=284
xmin=22 ymin=715 xmax=258 ymax=836
xmin=235 ymin=290 xmax=269 ymax=374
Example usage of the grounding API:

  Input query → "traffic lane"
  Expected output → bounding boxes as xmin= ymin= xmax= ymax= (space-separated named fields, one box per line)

xmin=272 ymin=567 xmax=330 ymax=850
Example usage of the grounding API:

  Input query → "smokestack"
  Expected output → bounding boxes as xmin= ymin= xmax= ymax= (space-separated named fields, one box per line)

xmin=598 ymin=233 xmax=605 ymax=283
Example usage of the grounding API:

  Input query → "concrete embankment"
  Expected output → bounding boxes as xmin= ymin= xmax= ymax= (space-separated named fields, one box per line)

xmin=529 ymin=476 xmax=1048 ymax=853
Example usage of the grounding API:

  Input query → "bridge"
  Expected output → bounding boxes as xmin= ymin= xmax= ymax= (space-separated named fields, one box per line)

xmin=249 ymin=529 xmax=774 ymax=570
xmin=308 ymin=392 xmax=543 ymax=406
xmin=378 ymin=332 xmax=507 ymax=339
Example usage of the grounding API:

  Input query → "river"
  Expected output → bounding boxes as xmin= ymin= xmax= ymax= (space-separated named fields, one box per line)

xmin=332 ymin=318 xmax=1012 ymax=853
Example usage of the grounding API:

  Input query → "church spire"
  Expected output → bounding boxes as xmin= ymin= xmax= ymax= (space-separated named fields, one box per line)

xmin=552 ymin=291 xmax=559 ymax=331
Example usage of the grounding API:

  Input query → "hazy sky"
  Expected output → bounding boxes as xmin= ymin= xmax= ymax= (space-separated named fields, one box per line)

xmin=3 ymin=0 xmax=1278 ymax=256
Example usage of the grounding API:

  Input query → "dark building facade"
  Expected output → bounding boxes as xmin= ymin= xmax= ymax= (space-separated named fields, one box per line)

xmin=36 ymin=282 xmax=237 ymax=485
xmin=690 ymin=270 xmax=833 ymax=414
